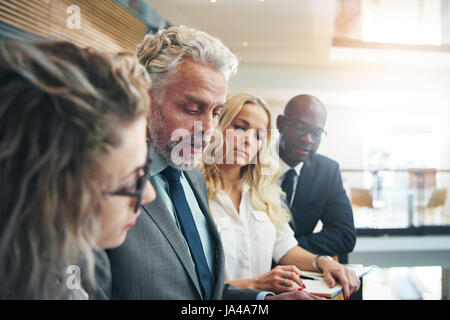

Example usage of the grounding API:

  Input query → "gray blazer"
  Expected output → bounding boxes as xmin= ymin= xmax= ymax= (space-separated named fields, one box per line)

xmin=97 ymin=168 xmax=260 ymax=300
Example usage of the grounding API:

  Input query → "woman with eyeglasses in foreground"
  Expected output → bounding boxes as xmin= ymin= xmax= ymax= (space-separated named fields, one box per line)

xmin=200 ymin=93 xmax=359 ymax=300
xmin=0 ymin=41 xmax=156 ymax=299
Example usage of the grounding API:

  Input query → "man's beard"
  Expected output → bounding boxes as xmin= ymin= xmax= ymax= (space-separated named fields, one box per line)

xmin=148 ymin=105 xmax=202 ymax=171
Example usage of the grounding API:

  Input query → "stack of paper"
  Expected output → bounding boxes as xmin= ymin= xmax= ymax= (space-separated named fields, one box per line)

xmin=302 ymin=278 xmax=343 ymax=298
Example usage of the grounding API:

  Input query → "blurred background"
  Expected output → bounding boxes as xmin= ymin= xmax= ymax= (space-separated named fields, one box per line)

xmin=1 ymin=0 xmax=449 ymax=299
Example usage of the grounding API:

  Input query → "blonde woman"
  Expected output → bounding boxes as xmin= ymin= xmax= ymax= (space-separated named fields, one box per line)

xmin=201 ymin=93 xmax=360 ymax=299
xmin=0 ymin=41 xmax=156 ymax=299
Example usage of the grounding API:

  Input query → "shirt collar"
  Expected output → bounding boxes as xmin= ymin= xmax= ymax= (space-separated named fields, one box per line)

xmin=242 ymin=182 xmax=250 ymax=195
xmin=149 ymin=144 xmax=169 ymax=177
xmin=279 ymin=157 xmax=303 ymax=176
xmin=217 ymin=181 xmax=249 ymax=198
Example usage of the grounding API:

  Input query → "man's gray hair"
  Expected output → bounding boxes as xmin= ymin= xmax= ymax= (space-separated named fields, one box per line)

xmin=136 ymin=25 xmax=238 ymax=99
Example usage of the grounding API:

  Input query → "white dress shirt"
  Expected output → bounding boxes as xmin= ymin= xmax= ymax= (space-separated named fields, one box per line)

xmin=210 ymin=183 xmax=298 ymax=281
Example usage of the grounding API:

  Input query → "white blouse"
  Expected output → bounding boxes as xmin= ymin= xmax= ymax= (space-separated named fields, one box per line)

xmin=210 ymin=183 xmax=298 ymax=281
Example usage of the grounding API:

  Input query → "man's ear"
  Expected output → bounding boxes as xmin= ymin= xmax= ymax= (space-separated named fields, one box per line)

xmin=148 ymin=88 xmax=155 ymax=111
xmin=148 ymin=88 xmax=154 ymax=102
xmin=276 ymin=114 xmax=284 ymax=131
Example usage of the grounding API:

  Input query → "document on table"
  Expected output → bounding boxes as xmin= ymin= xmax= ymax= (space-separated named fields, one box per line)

xmin=299 ymin=264 xmax=373 ymax=298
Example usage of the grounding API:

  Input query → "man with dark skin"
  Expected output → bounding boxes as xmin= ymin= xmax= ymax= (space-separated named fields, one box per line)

xmin=276 ymin=94 xmax=357 ymax=260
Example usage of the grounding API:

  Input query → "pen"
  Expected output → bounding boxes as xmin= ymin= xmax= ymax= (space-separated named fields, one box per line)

xmin=300 ymin=275 xmax=317 ymax=280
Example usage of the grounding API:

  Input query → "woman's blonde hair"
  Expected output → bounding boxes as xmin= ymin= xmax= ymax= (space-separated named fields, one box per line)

xmin=201 ymin=93 xmax=291 ymax=228
xmin=0 ymin=41 xmax=151 ymax=299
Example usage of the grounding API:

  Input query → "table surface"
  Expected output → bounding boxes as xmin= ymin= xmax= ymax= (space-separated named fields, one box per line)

xmin=349 ymin=235 xmax=450 ymax=299
xmin=354 ymin=235 xmax=450 ymax=252
xmin=349 ymin=235 xmax=450 ymax=268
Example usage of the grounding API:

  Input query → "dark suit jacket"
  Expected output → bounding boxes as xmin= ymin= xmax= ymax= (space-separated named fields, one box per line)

xmin=290 ymin=154 xmax=356 ymax=256
xmin=96 ymin=168 xmax=260 ymax=300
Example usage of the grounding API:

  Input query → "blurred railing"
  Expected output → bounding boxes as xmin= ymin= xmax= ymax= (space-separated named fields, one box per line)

xmin=341 ymin=168 xmax=450 ymax=235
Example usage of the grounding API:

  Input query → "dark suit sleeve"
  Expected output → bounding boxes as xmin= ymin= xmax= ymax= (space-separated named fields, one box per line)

xmin=222 ymin=283 xmax=263 ymax=300
xmin=296 ymin=163 xmax=356 ymax=256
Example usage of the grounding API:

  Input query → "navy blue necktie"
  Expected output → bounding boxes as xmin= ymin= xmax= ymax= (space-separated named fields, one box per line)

xmin=161 ymin=166 xmax=213 ymax=300
xmin=281 ymin=168 xmax=297 ymax=208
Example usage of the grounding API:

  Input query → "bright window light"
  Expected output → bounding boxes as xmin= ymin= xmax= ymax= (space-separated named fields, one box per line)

xmin=361 ymin=0 xmax=442 ymax=46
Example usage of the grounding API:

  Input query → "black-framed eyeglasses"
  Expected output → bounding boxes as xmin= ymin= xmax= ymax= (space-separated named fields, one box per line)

xmin=103 ymin=139 xmax=152 ymax=212
xmin=284 ymin=118 xmax=327 ymax=141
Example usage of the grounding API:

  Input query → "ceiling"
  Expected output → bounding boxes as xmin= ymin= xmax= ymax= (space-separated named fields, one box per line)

xmin=144 ymin=0 xmax=338 ymax=67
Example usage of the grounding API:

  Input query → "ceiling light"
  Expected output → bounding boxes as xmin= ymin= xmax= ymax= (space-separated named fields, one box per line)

xmin=242 ymin=41 xmax=248 ymax=47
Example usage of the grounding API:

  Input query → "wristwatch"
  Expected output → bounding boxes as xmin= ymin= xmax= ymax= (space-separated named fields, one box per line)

xmin=312 ymin=255 xmax=333 ymax=272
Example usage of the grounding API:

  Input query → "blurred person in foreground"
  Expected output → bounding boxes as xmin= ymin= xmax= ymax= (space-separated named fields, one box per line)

xmin=0 ymin=40 xmax=155 ymax=299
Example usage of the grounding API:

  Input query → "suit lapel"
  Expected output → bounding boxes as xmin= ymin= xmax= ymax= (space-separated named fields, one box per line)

xmin=141 ymin=180 xmax=203 ymax=297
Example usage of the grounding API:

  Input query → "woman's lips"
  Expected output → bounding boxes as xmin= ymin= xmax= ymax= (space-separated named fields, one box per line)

xmin=125 ymin=211 xmax=141 ymax=229
xmin=125 ymin=220 xmax=136 ymax=229
xmin=235 ymin=149 xmax=248 ymax=157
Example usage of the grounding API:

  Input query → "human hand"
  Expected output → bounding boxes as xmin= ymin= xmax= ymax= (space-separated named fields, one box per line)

xmin=254 ymin=265 xmax=305 ymax=293
xmin=265 ymin=290 xmax=326 ymax=300
xmin=317 ymin=258 xmax=360 ymax=300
